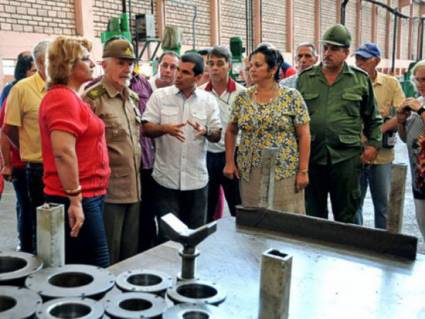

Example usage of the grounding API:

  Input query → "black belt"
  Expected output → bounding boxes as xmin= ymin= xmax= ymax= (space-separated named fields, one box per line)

xmin=26 ymin=162 xmax=43 ymax=169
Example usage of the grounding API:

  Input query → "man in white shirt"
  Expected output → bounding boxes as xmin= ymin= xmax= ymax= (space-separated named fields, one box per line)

xmin=143 ymin=53 xmax=221 ymax=238
xmin=149 ymin=51 xmax=179 ymax=90
xmin=200 ymin=46 xmax=245 ymax=221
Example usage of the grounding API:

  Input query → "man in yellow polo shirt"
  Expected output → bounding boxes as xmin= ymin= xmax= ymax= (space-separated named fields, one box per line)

xmin=354 ymin=42 xmax=405 ymax=229
xmin=3 ymin=40 xmax=49 ymax=253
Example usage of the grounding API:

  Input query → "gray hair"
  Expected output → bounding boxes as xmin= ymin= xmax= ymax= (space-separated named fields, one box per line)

xmin=32 ymin=40 xmax=50 ymax=63
xmin=296 ymin=42 xmax=317 ymax=56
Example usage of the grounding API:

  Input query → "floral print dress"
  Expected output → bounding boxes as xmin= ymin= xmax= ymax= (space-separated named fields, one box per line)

xmin=230 ymin=86 xmax=310 ymax=182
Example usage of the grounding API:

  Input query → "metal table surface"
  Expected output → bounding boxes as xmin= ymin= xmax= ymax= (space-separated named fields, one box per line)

xmin=109 ymin=217 xmax=425 ymax=319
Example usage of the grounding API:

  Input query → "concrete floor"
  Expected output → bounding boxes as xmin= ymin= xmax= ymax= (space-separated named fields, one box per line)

xmin=0 ymin=138 xmax=423 ymax=254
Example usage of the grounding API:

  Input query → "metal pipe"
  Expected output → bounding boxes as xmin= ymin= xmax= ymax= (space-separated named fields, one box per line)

xmin=392 ymin=12 xmax=398 ymax=74
xmin=192 ymin=5 xmax=197 ymax=49
xmin=419 ymin=18 xmax=424 ymax=60
xmin=122 ymin=0 xmax=126 ymax=13
xmin=340 ymin=0 xmax=349 ymax=25
xmin=259 ymin=248 xmax=292 ymax=319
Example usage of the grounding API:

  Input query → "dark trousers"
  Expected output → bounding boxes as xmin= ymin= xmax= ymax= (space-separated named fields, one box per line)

xmin=25 ymin=163 xmax=45 ymax=253
xmin=206 ymin=151 xmax=241 ymax=221
xmin=154 ymin=181 xmax=207 ymax=243
xmin=138 ymin=168 xmax=158 ymax=252
xmin=46 ymin=195 xmax=110 ymax=268
xmin=11 ymin=167 xmax=31 ymax=251
xmin=305 ymin=156 xmax=362 ymax=223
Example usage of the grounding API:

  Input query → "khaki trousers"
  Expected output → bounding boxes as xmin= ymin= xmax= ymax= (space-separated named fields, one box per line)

xmin=239 ymin=167 xmax=305 ymax=214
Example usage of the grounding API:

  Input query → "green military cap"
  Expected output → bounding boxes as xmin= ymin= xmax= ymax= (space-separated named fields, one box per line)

xmin=103 ymin=39 xmax=136 ymax=60
xmin=321 ymin=24 xmax=351 ymax=48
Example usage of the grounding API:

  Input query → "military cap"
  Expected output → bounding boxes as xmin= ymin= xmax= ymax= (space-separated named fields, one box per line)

xmin=321 ymin=24 xmax=351 ymax=48
xmin=103 ymin=39 xmax=136 ymax=60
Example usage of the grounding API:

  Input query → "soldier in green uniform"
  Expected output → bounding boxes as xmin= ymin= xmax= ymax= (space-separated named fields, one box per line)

xmin=82 ymin=39 xmax=142 ymax=263
xmin=296 ymin=24 xmax=382 ymax=223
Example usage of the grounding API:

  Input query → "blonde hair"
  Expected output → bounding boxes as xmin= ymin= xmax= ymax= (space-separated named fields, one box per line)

xmin=47 ymin=36 xmax=92 ymax=87
xmin=412 ymin=60 xmax=425 ymax=77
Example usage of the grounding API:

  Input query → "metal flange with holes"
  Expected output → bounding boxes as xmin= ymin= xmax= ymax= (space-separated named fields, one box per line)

xmin=116 ymin=269 xmax=173 ymax=296
xmin=166 ymin=280 xmax=226 ymax=306
xmin=36 ymin=297 xmax=104 ymax=319
xmin=0 ymin=285 xmax=42 ymax=318
xmin=25 ymin=264 xmax=115 ymax=300
xmin=162 ymin=303 xmax=225 ymax=319
xmin=104 ymin=291 xmax=167 ymax=318
xmin=0 ymin=251 xmax=43 ymax=285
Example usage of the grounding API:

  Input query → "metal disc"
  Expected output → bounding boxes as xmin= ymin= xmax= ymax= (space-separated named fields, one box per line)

xmin=104 ymin=291 xmax=167 ymax=318
xmin=0 ymin=251 xmax=43 ymax=284
xmin=36 ymin=297 xmax=104 ymax=319
xmin=162 ymin=303 xmax=225 ymax=319
xmin=115 ymin=269 xmax=173 ymax=296
xmin=166 ymin=280 xmax=226 ymax=306
xmin=0 ymin=285 xmax=42 ymax=318
xmin=25 ymin=264 xmax=115 ymax=300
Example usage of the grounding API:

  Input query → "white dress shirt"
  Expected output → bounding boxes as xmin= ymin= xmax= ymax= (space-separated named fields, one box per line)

xmin=143 ymin=85 xmax=222 ymax=190
xmin=200 ymin=79 xmax=245 ymax=153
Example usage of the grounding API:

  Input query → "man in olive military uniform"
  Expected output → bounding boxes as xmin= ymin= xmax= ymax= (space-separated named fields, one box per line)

xmin=83 ymin=38 xmax=142 ymax=264
xmin=296 ymin=24 xmax=382 ymax=223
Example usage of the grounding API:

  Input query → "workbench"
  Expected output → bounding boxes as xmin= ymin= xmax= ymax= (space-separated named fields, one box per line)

xmin=109 ymin=217 xmax=425 ymax=319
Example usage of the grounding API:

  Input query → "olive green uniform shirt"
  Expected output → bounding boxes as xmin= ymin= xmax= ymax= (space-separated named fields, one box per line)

xmin=83 ymin=78 xmax=142 ymax=204
xmin=297 ymin=62 xmax=382 ymax=165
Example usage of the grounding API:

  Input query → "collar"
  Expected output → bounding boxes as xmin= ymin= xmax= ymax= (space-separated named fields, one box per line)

xmin=34 ymin=72 xmax=46 ymax=93
xmin=204 ymin=77 xmax=237 ymax=93
xmin=373 ymin=72 xmax=384 ymax=86
xmin=174 ymin=85 xmax=198 ymax=98
xmin=102 ymin=77 xmax=129 ymax=99
xmin=312 ymin=62 xmax=353 ymax=77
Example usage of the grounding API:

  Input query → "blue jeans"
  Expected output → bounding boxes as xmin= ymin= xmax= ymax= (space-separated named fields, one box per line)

xmin=355 ymin=163 xmax=392 ymax=229
xmin=46 ymin=195 xmax=110 ymax=268
xmin=11 ymin=167 xmax=31 ymax=251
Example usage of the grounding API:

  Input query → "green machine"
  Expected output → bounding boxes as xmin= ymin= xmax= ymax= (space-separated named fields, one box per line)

xmin=100 ymin=12 xmax=132 ymax=44
xmin=229 ymin=37 xmax=245 ymax=82
xmin=399 ymin=61 xmax=418 ymax=98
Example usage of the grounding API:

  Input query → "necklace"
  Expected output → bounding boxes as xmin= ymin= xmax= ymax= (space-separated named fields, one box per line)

xmin=254 ymin=84 xmax=279 ymax=104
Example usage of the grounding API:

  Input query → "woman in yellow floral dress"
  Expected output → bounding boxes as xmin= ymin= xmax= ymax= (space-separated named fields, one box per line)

xmin=223 ymin=44 xmax=310 ymax=213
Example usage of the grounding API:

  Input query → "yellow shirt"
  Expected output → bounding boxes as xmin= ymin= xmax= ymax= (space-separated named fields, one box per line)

xmin=372 ymin=72 xmax=405 ymax=164
xmin=5 ymin=72 xmax=46 ymax=163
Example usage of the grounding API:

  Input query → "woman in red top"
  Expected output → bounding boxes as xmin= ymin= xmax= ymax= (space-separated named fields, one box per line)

xmin=39 ymin=36 xmax=110 ymax=267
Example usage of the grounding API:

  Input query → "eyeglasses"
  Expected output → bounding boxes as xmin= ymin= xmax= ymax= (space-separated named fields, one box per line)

xmin=414 ymin=77 xmax=425 ymax=84
xmin=206 ymin=60 xmax=226 ymax=67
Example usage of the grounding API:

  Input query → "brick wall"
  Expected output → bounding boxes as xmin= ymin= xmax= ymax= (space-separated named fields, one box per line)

xmin=400 ymin=5 xmax=410 ymax=60
xmin=376 ymin=5 xmax=387 ymax=57
xmin=261 ymin=0 xmax=286 ymax=52
xmin=164 ymin=0 xmax=211 ymax=49
xmin=220 ymin=0 xmax=247 ymax=47
xmin=0 ymin=0 xmax=76 ymax=35
xmin=321 ymin=0 xmax=337 ymax=41
xmin=360 ymin=1 xmax=373 ymax=45
xmin=93 ymin=0 xmax=152 ymax=38
xmin=294 ymin=0 xmax=315 ymax=45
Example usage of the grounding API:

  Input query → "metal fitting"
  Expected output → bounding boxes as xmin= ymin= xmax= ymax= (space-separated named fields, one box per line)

xmin=162 ymin=303 xmax=225 ymax=319
xmin=25 ymin=264 xmax=115 ymax=300
xmin=166 ymin=280 xmax=226 ymax=306
xmin=116 ymin=269 xmax=173 ymax=296
xmin=0 ymin=286 xmax=42 ymax=318
xmin=0 ymin=251 xmax=43 ymax=285
xmin=36 ymin=297 xmax=104 ymax=319
xmin=104 ymin=291 xmax=167 ymax=318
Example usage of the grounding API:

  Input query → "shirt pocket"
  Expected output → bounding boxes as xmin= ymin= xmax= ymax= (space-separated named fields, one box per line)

xmin=160 ymin=106 xmax=179 ymax=124
xmin=342 ymin=92 xmax=362 ymax=117
xmin=191 ymin=110 xmax=207 ymax=126
xmin=101 ymin=113 xmax=126 ymax=141
xmin=302 ymin=92 xmax=319 ymax=115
